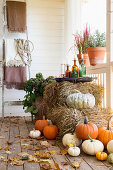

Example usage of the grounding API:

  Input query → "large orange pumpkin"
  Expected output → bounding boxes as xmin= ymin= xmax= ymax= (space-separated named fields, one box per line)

xmin=97 ymin=116 xmax=113 ymax=147
xmin=43 ymin=125 xmax=58 ymax=139
xmin=75 ymin=116 xmax=98 ymax=140
xmin=35 ymin=120 xmax=49 ymax=132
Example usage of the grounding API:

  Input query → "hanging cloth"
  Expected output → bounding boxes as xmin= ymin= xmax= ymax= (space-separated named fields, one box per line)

xmin=6 ymin=1 xmax=26 ymax=33
xmin=4 ymin=66 xmax=27 ymax=90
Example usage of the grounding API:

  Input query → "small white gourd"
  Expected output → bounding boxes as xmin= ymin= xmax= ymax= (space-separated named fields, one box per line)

xmin=62 ymin=133 xmax=82 ymax=147
xmin=29 ymin=129 xmax=41 ymax=138
xmin=68 ymin=147 xmax=80 ymax=156
xmin=107 ymin=140 xmax=113 ymax=153
xmin=66 ymin=93 xmax=95 ymax=109
xmin=82 ymin=135 xmax=104 ymax=155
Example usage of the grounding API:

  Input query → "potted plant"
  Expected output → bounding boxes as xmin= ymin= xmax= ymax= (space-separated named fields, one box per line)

xmin=74 ymin=25 xmax=90 ymax=67
xmin=23 ymin=73 xmax=55 ymax=120
xmin=86 ymin=30 xmax=106 ymax=66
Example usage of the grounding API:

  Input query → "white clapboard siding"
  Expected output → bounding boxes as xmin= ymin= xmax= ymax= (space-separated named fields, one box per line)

xmin=0 ymin=0 xmax=64 ymax=117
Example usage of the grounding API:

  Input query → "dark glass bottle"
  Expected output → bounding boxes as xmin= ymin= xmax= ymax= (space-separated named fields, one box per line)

xmin=79 ymin=59 xmax=86 ymax=77
xmin=72 ymin=59 xmax=79 ymax=74
xmin=65 ymin=65 xmax=71 ymax=78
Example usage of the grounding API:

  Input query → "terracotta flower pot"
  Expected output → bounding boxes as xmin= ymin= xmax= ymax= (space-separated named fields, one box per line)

xmin=34 ymin=97 xmax=47 ymax=120
xmin=77 ymin=54 xmax=90 ymax=67
xmin=86 ymin=47 xmax=106 ymax=66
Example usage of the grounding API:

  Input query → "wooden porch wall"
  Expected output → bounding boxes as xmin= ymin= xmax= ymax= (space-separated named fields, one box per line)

xmin=0 ymin=0 xmax=65 ymax=117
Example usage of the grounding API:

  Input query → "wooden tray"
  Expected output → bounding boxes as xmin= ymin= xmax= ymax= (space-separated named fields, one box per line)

xmin=55 ymin=77 xmax=97 ymax=83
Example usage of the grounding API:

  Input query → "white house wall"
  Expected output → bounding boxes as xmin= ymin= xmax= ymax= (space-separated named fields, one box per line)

xmin=0 ymin=0 xmax=65 ymax=117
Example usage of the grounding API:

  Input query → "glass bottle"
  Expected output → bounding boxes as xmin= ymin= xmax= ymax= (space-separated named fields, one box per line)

xmin=65 ymin=65 xmax=71 ymax=78
xmin=72 ymin=59 xmax=79 ymax=73
xmin=79 ymin=59 xmax=86 ymax=77
xmin=71 ymin=66 xmax=78 ymax=78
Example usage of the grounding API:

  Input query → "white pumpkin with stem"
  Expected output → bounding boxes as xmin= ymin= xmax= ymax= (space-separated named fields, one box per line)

xmin=82 ymin=134 xmax=104 ymax=155
xmin=29 ymin=129 xmax=41 ymax=138
xmin=107 ymin=140 xmax=113 ymax=153
xmin=62 ymin=133 xmax=82 ymax=147
xmin=68 ymin=146 xmax=80 ymax=156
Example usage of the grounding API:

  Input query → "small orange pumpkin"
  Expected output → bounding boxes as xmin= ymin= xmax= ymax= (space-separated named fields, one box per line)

xmin=43 ymin=125 xmax=58 ymax=139
xmin=97 ymin=116 xmax=113 ymax=147
xmin=35 ymin=120 xmax=49 ymax=132
xmin=75 ymin=116 xmax=98 ymax=140
xmin=96 ymin=152 xmax=108 ymax=161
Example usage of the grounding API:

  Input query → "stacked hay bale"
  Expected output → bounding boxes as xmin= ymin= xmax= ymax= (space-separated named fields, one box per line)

xmin=44 ymin=81 xmax=112 ymax=139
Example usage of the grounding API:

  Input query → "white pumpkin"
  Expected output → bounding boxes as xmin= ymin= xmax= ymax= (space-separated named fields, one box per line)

xmin=66 ymin=93 xmax=95 ymax=109
xmin=107 ymin=140 xmax=113 ymax=153
xmin=82 ymin=137 xmax=104 ymax=155
xmin=62 ymin=133 xmax=82 ymax=147
xmin=29 ymin=129 xmax=41 ymax=138
xmin=68 ymin=147 xmax=80 ymax=156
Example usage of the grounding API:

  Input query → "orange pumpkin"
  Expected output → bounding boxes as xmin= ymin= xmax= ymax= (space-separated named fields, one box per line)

xmin=35 ymin=120 xmax=49 ymax=132
xmin=97 ymin=116 xmax=113 ymax=147
xmin=43 ymin=125 xmax=58 ymax=139
xmin=75 ymin=116 xmax=98 ymax=140
xmin=96 ymin=152 xmax=108 ymax=161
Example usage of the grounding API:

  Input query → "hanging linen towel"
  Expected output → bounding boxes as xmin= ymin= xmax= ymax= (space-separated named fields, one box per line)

xmin=5 ymin=39 xmax=27 ymax=90
xmin=6 ymin=1 xmax=26 ymax=33
xmin=4 ymin=66 xmax=27 ymax=90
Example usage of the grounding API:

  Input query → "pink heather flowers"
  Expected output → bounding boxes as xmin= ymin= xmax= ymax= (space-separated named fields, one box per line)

xmin=74 ymin=24 xmax=90 ymax=54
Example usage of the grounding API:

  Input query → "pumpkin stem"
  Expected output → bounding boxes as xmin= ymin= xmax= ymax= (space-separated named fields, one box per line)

xmin=87 ymin=134 xmax=93 ymax=142
xmin=84 ymin=116 xmax=88 ymax=124
xmin=107 ymin=115 xmax=113 ymax=130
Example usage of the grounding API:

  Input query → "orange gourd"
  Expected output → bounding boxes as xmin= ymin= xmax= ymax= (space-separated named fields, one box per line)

xmin=43 ymin=125 xmax=58 ymax=139
xmin=96 ymin=152 xmax=108 ymax=161
xmin=75 ymin=116 xmax=98 ymax=140
xmin=97 ymin=116 xmax=113 ymax=147
xmin=35 ymin=120 xmax=49 ymax=132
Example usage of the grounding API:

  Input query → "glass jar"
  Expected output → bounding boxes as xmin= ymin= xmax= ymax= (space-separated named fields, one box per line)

xmin=79 ymin=59 xmax=86 ymax=77
xmin=65 ymin=65 xmax=71 ymax=78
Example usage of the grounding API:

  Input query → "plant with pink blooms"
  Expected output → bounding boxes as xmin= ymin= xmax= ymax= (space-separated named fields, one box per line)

xmin=74 ymin=25 xmax=90 ymax=54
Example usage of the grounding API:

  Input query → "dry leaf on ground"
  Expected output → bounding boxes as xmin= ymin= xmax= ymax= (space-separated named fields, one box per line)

xmin=40 ymin=164 xmax=52 ymax=170
xmin=38 ymin=159 xmax=53 ymax=164
xmin=54 ymin=163 xmax=61 ymax=170
xmin=5 ymin=145 xmax=10 ymax=151
xmin=37 ymin=136 xmax=44 ymax=140
xmin=15 ymin=135 xmax=21 ymax=138
xmin=23 ymin=139 xmax=30 ymax=142
xmin=4 ymin=129 xmax=8 ymax=132
xmin=18 ymin=152 xmax=30 ymax=157
xmin=15 ymin=140 xmax=20 ymax=143
xmin=10 ymin=157 xmax=24 ymax=166
xmin=72 ymin=161 xmax=81 ymax=168
xmin=5 ymin=151 xmax=12 ymax=154
xmin=40 ymin=141 xmax=51 ymax=147
xmin=0 ymin=147 xmax=2 ymax=150
xmin=46 ymin=150 xmax=56 ymax=154
xmin=60 ymin=146 xmax=69 ymax=155
xmin=0 ymin=156 xmax=5 ymax=161
xmin=7 ymin=141 xmax=12 ymax=145
xmin=32 ymin=147 xmax=40 ymax=151
xmin=21 ymin=136 xmax=28 ymax=139
xmin=0 ymin=136 xmax=5 ymax=139
xmin=34 ymin=152 xmax=51 ymax=158
xmin=28 ymin=155 xmax=38 ymax=163
xmin=21 ymin=144 xmax=32 ymax=150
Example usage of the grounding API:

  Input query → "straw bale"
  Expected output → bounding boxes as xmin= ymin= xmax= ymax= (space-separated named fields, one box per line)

xmin=81 ymin=107 xmax=112 ymax=127
xmin=44 ymin=81 xmax=104 ymax=108
xmin=46 ymin=105 xmax=83 ymax=138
